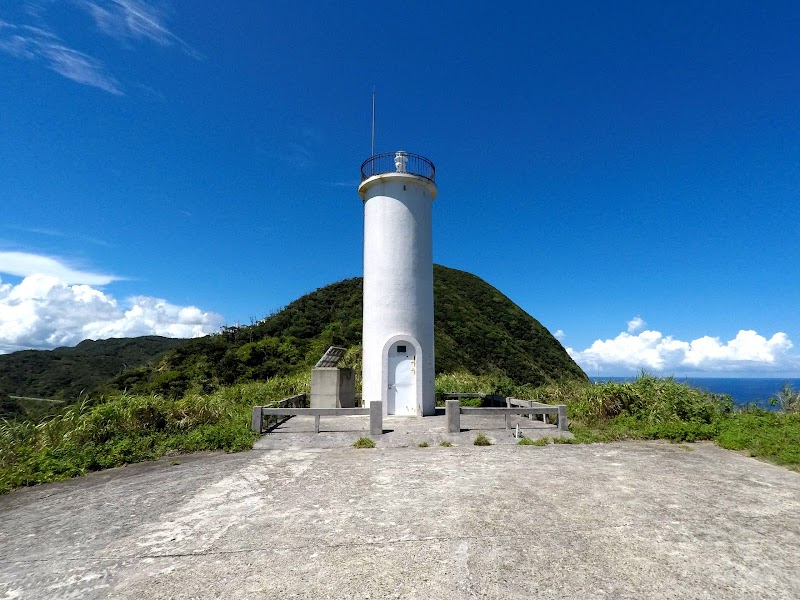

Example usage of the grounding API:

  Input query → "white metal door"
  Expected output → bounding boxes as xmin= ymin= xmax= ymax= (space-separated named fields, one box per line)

xmin=388 ymin=342 xmax=416 ymax=415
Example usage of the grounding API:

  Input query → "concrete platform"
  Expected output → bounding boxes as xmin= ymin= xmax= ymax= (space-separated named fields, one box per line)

xmin=1 ymin=434 xmax=799 ymax=598
xmin=255 ymin=412 xmax=569 ymax=450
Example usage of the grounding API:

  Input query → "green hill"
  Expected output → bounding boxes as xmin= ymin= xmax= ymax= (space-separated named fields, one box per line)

xmin=108 ymin=265 xmax=586 ymax=398
xmin=0 ymin=337 xmax=186 ymax=419
xmin=432 ymin=266 xmax=586 ymax=384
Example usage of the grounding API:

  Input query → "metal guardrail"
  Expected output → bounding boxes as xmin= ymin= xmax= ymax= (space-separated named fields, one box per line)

xmin=360 ymin=151 xmax=435 ymax=182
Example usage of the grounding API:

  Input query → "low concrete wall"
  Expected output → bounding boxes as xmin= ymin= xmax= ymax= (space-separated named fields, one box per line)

xmin=252 ymin=401 xmax=383 ymax=436
xmin=251 ymin=393 xmax=307 ymax=433
xmin=445 ymin=399 xmax=568 ymax=433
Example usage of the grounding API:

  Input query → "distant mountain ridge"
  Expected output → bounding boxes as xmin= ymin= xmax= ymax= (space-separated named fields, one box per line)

xmin=0 ymin=337 xmax=186 ymax=419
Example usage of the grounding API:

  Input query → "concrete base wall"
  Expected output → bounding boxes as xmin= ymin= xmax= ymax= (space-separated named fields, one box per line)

xmin=311 ymin=368 xmax=355 ymax=408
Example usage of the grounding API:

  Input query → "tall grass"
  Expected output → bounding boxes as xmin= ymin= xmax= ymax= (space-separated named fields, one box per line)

xmin=435 ymin=371 xmax=538 ymax=399
xmin=772 ymin=383 xmax=800 ymax=414
xmin=0 ymin=375 xmax=310 ymax=495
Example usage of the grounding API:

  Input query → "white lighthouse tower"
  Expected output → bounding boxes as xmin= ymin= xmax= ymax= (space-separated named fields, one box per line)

xmin=359 ymin=151 xmax=437 ymax=416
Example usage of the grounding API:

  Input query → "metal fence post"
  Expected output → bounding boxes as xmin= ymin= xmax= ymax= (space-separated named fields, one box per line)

xmin=370 ymin=401 xmax=383 ymax=436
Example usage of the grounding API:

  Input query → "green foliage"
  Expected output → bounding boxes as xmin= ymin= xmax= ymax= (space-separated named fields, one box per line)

xmin=716 ymin=410 xmax=800 ymax=468
xmin=353 ymin=437 xmax=376 ymax=449
xmin=418 ymin=441 xmax=430 ymax=447
xmin=537 ymin=373 xmax=733 ymax=435
xmin=439 ymin=440 xmax=453 ymax=447
xmin=432 ymin=266 xmax=587 ymax=386
xmin=517 ymin=436 xmax=548 ymax=446
xmin=435 ymin=371 xmax=535 ymax=398
xmin=0 ymin=378 xmax=308 ymax=494
xmin=0 ymin=337 xmax=185 ymax=420
xmin=524 ymin=373 xmax=799 ymax=469
xmin=772 ymin=383 xmax=800 ymax=414
xmin=0 ymin=391 xmax=22 ymax=420
xmin=473 ymin=432 xmax=492 ymax=446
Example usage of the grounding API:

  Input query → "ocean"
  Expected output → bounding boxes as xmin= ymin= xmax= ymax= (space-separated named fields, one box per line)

xmin=592 ymin=377 xmax=800 ymax=410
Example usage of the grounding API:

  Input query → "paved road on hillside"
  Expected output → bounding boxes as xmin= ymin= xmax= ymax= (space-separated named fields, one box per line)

xmin=1 ymin=439 xmax=799 ymax=599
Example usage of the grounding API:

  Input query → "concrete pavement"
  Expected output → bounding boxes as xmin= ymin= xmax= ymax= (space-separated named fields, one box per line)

xmin=1 ymin=419 xmax=799 ymax=599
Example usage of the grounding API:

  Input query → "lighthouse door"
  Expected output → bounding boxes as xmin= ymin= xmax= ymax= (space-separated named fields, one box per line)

xmin=388 ymin=342 xmax=416 ymax=415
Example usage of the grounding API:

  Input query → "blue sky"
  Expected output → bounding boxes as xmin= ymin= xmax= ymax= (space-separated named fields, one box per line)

xmin=1 ymin=1 xmax=799 ymax=376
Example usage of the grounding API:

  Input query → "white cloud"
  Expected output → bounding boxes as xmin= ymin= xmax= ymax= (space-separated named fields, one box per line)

xmin=0 ymin=274 xmax=223 ymax=353
xmin=0 ymin=251 xmax=122 ymax=285
xmin=568 ymin=322 xmax=800 ymax=375
xmin=627 ymin=315 xmax=646 ymax=333
xmin=553 ymin=329 xmax=565 ymax=341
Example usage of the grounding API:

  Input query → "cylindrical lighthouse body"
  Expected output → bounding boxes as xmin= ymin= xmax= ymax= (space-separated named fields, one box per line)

xmin=359 ymin=161 xmax=437 ymax=417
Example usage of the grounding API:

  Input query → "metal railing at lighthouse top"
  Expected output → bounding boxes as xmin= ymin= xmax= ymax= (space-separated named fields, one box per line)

xmin=360 ymin=151 xmax=436 ymax=183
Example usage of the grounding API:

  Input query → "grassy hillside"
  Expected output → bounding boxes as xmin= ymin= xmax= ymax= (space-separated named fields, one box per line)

xmin=107 ymin=265 xmax=586 ymax=398
xmin=0 ymin=336 xmax=186 ymax=399
xmin=433 ymin=266 xmax=586 ymax=383
xmin=0 ymin=337 xmax=186 ymax=420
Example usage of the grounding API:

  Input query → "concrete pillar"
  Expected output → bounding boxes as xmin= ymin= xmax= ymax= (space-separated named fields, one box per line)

xmin=558 ymin=405 xmax=568 ymax=432
xmin=251 ymin=405 xmax=262 ymax=433
xmin=370 ymin=400 xmax=383 ymax=436
xmin=446 ymin=400 xmax=460 ymax=433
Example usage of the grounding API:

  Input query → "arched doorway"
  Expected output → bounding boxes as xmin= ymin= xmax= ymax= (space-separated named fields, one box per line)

xmin=387 ymin=341 xmax=416 ymax=415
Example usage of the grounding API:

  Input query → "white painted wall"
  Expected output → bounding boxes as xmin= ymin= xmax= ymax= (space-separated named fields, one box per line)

xmin=359 ymin=171 xmax=437 ymax=416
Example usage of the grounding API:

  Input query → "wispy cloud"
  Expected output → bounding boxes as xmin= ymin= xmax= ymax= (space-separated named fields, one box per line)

xmin=0 ymin=20 xmax=122 ymax=94
xmin=325 ymin=181 xmax=360 ymax=188
xmin=266 ymin=123 xmax=324 ymax=169
xmin=8 ymin=225 xmax=113 ymax=247
xmin=77 ymin=0 xmax=201 ymax=59
xmin=0 ymin=251 xmax=123 ymax=285
xmin=0 ymin=1 xmax=198 ymax=94
xmin=43 ymin=42 xmax=123 ymax=94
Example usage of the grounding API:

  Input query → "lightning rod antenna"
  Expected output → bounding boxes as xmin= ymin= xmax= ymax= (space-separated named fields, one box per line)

xmin=371 ymin=87 xmax=376 ymax=159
